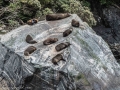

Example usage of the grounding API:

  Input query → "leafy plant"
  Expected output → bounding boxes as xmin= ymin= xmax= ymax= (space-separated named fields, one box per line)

xmin=81 ymin=0 xmax=90 ymax=8
xmin=42 ymin=8 xmax=53 ymax=15
xmin=100 ymin=0 xmax=107 ymax=5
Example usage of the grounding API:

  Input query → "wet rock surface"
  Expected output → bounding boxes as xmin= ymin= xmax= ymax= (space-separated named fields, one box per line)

xmin=1 ymin=14 xmax=120 ymax=90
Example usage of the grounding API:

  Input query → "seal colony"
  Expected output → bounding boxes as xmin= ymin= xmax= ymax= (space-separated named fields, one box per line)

xmin=24 ymin=13 xmax=84 ymax=65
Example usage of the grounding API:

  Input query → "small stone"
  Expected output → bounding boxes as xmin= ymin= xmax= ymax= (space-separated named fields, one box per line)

xmin=0 ymin=27 xmax=3 ymax=30
xmin=1 ymin=30 xmax=8 ymax=33
xmin=1 ymin=25 xmax=6 ymax=28
xmin=80 ymin=25 xmax=85 ymax=30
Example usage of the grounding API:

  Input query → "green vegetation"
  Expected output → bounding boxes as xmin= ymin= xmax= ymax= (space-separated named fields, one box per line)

xmin=81 ymin=0 xmax=90 ymax=8
xmin=0 ymin=0 xmax=97 ymax=30
xmin=0 ymin=0 xmax=119 ymax=30
xmin=100 ymin=0 xmax=120 ymax=5
xmin=100 ymin=0 xmax=113 ymax=5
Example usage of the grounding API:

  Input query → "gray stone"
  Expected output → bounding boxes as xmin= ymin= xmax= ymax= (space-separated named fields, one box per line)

xmin=0 ymin=14 xmax=120 ymax=90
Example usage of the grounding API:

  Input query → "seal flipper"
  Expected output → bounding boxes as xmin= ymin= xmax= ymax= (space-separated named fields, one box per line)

xmin=26 ymin=35 xmax=37 ymax=44
xmin=53 ymin=62 xmax=59 ymax=65
xmin=29 ymin=40 xmax=37 ymax=44
xmin=61 ymin=59 xmax=66 ymax=61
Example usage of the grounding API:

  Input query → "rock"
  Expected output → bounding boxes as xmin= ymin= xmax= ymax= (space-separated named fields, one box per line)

xmin=0 ymin=43 xmax=35 ymax=89
xmin=1 ymin=14 xmax=120 ymax=90
xmin=0 ymin=27 xmax=3 ymax=31
xmin=93 ymin=6 xmax=120 ymax=63
xmin=1 ymin=30 xmax=8 ymax=33
xmin=1 ymin=25 xmax=6 ymax=28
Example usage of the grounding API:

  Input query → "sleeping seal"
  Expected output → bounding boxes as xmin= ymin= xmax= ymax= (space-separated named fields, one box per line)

xmin=71 ymin=19 xmax=79 ymax=27
xmin=43 ymin=38 xmax=58 ymax=45
xmin=27 ymin=19 xmax=38 ymax=25
xmin=63 ymin=28 xmax=73 ymax=37
xmin=55 ymin=42 xmax=71 ymax=52
xmin=52 ymin=54 xmax=65 ymax=65
xmin=46 ymin=13 xmax=70 ymax=21
xmin=26 ymin=35 xmax=37 ymax=44
xmin=24 ymin=46 xmax=37 ymax=56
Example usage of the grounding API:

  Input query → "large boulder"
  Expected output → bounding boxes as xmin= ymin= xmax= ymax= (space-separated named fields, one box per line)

xmin=0 ymin=14 xmax=120 ymax=90
xmin=0 ymin=43 xmax=34 ymax=90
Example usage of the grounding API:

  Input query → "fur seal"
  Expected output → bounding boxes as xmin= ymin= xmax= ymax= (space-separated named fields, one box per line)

xmin=63 ymin=28 xmax=73 ymax=37
xmin=52 ymin=54 xmax=65 ymax=65
xmin=26 ymin=35 xmax=37 ymax=44
xmin=27 ymin=19 xmax=38 ymax=25
xmin=43 ymin=38 xmax=58 ymax=45
xmin=46 ymin=13 xmax=70 ymax=21
xmin=55 ymin=42 xmax=71 ymax=52
xmin=71 ymin=19 xmax=79 ymax=27
xmin=24 ymin=46 xmax=37 ymax=56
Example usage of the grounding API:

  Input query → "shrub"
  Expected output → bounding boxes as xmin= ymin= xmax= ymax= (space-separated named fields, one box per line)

xmin=42 ymin=8 xmax=53 ymax=15
xmin=51 ymin=0 xmax=96 ymax=26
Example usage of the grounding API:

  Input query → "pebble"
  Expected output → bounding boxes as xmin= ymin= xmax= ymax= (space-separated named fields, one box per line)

xmin=0 ymin=27 xmax=3 ymax=31
xmin=1 ymin=30 xmax=8 ymax=33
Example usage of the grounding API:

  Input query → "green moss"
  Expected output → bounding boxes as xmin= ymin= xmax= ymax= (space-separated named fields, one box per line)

xmin=76 ymin=73 xmax=90 ymax=85
xmin=76 ymin=75 xmax=81 ymax=80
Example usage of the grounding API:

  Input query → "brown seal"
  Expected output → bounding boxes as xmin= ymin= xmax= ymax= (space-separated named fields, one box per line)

xmin=46 ymin=13 xmax=70 ymax=21
xmin=52 ymin=54 xmax=65 ymax=65
xmin=24 ymin=46 xmax=37 ymax=56
xmin=55 ymin=42 xmax=71 ymax=52
xmin=71 ymin=19 xmax=79 ymax=27
xmin=27 ymin=19 xmax=38 ymax=25
xmin=43 ymin=38 xmax=58 ymax=45
xmin=63 ymin=28 xmax=73 ymax=37
xmin=26 ymin=35 xmax=37 ymax=44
